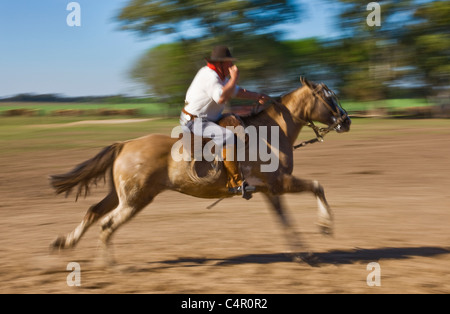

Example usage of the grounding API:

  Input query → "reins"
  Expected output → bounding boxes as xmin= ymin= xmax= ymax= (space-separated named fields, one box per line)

xmin=292 ymin=115 xmax=347 ymax=150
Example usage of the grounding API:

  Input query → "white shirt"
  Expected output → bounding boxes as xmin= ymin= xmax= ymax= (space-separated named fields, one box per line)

xmin=184 ymin=66 xmax=239 ymax=122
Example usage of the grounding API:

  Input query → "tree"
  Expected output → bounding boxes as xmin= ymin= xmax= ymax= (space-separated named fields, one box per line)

xmin=331 ymin=0 xmax=449 ymax=99
xmin=404 ymin=1 xmax=450 ymax=93
xmin=325 ymin=0 xmax=421 ymax=100
xmin=283 ymin=38 xmax=339 ymax=88
xmin=131 ymin=42 xmax=198 ymax=105
xmin=118 ymin=0 xmax=301 ymax=102
xmin=131 ymin=36 xmax=296 ymax=104
xmin=117 ymin=0 xmax=299 ymax=40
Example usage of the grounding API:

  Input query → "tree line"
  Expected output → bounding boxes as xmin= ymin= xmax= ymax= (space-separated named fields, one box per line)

xmin=117 ymin=0 xmax=449 ymax=105
xmin=0 ymin=93 xmax=157 ymax=104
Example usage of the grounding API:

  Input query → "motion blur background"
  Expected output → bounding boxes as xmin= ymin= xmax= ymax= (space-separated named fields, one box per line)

xmin=0 ymin=0 xmax=448 ymax=117
xmin=1 ymin=1 xmax=449 ymax=294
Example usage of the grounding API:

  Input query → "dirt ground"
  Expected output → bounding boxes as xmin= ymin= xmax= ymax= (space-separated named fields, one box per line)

xmin=0 ymin=119 xmax=449 ymax=294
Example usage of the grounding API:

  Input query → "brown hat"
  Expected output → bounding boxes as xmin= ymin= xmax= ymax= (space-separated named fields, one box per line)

xmin=206 ymin=45 xmax=237 ymax=62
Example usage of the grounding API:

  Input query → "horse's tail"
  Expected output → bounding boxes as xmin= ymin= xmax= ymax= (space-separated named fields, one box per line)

xmin=50 ymin=142 xmax=124 ymax=200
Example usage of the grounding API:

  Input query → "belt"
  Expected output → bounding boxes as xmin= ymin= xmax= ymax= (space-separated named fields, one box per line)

xmin=182 ymin=108 xmax=198 ymax=121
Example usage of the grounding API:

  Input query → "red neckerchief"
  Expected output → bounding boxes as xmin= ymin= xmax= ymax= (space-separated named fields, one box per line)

xmin=207 ymin=62 xmax=226 ymax=81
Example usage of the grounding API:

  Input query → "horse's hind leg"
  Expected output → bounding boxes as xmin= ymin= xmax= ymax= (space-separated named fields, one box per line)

xmin=51 ymin=192 xmax=118 ymax=250
xmin=98 ymin=198 xmax=152 ymax=265
xmin=281 ymin=175 xmax=334 ymax=236
xmin=264 ymin=194 xmax=316 ymax=265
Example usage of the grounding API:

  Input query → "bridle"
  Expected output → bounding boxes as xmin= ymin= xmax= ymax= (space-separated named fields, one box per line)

xmin=292 ymin=83 xmax=349 ymax=149
xmin=255 ymin=83 xmax=349 ymax=150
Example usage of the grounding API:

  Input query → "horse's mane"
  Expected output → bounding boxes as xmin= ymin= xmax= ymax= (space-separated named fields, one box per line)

xmin=239 ymin=95 xmax=281 ymax=121
xmin=239 ymin=75 xmax=343 ymax=129
xmin=240 ymin=85 xmax=312 ymax=126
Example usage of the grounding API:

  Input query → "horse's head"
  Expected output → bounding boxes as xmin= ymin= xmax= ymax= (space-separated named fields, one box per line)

xmin=299 ymin=77 xmax=351 ymax=133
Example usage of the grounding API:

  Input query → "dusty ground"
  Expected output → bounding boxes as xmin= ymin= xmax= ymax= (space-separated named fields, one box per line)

xmin=0 ymin=118 xmax=449 ymax=294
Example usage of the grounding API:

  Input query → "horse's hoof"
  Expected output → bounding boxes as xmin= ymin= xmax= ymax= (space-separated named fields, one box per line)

xmin=101 ymin=257 xmax=117 ymax=268
xmin=50 ymin=236 xmax=66 ymax=252
xmin=292 ymin=252 xmax=320 ymax=267
xmin=317 ymin=223 xmax=334 ymax=237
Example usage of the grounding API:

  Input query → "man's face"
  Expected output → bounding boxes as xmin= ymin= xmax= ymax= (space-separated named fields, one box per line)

xmin=220 ymin=61 xmax=234 ymax=77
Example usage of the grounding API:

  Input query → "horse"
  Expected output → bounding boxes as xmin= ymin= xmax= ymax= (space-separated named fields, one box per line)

xmin=50 ymin=77 xmax=351 ymax=265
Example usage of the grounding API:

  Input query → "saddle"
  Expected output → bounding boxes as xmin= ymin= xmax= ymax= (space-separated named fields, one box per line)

xmin=217 ymin=113 xmax=245 ymax=129
xmin=178 ymin=114 xmax=247 ymax=158
xmin=178 ymin=113 xmax=253 ymax=199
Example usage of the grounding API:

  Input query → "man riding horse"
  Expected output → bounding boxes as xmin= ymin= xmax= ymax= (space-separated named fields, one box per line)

xmin=180 ymin=46 xmax=270 ymax=200
xmin=50 ymin=52 xmax=351 ymax=264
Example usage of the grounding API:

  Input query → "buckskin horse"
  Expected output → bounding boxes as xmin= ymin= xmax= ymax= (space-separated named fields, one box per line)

xmin=50 ymin=78 xmax=351 ymax=265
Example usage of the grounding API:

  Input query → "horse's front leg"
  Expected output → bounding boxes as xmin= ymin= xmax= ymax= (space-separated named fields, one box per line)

xmin=280 ymin=175 xmax=334 ymax=236
xmin=263 ymin=194 xmax=316 ymax=265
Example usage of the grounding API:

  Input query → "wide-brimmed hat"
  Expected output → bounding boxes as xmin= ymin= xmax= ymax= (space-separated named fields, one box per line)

xmin=206 ymin=45 xmax=237 ymax=62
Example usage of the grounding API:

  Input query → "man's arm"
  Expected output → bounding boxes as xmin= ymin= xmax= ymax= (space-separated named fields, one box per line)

xmin=236 ymin=88 xmax=270 ymax=104
xmin=219 ymin=65 xmax=240 ymax=104
xmin=219 ymin=64 xmax=270 ymax=104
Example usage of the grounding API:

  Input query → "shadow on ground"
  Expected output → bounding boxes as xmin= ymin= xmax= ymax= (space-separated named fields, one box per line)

xmin=126 ymin=246 xmax=450 ymax=272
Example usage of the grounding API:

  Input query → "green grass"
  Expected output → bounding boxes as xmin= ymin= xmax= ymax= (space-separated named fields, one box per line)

xmin=1 ymin=116 xmax=449 ymax=156
xmin=0 ymin=102 xmax=181 ymax=116
xmin=0 ymin=116 xmax=179 ymax=154
xmin=341 ymin=98 xmax=433 ymax=112
xmin=0 ymin=99 xmax=435 ymax=117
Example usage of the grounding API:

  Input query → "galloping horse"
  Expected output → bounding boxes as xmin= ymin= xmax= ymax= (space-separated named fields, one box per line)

xmin=50 ymin=78 xmax=351 ymax=264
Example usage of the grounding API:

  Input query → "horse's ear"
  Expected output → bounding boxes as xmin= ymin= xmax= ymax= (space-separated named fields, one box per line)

xmin=300 ymin=76 xmax=313 ymax=89
xmin=300 ymin=76 xmax=306 ymax=86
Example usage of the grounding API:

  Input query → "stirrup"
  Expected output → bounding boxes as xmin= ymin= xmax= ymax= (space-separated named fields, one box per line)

xmin=228 ymin=181 xmax=255 ymax=200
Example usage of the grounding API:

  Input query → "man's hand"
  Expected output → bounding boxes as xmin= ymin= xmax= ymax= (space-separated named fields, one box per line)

xmin=235 ymin=89 xmax=271 ymax=105
xmin=229 ymin=65 xmax=240 ymax=82
xmin=219 ymin=64 xmax=239 ymax=104
xmin=257 ymin=93 xmax=270 ymax=105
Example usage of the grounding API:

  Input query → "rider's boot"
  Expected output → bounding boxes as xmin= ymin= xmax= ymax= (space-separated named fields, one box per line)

xmin=222 ymin=147 xmax=254 ymax=200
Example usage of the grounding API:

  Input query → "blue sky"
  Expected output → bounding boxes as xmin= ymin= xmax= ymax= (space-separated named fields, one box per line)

xmin=0 ymin=0 xmax=339 ymax=97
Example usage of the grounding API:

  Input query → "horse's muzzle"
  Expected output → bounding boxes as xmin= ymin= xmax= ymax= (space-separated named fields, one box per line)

xmin=335 ymin=115 xmax=351 ymax=133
